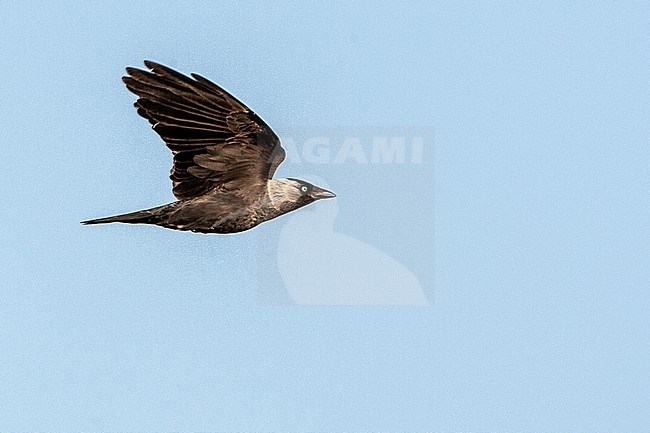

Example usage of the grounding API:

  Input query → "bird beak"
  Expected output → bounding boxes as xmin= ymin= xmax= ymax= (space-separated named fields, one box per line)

xmin=311 ymin=186 xmax=337 ymax=199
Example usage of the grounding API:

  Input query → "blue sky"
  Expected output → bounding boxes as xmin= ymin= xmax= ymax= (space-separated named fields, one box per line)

xmin=1 ymin=1 xmax=649 ymax=431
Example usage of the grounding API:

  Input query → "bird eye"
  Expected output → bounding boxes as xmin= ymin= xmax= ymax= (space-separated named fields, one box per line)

xmin=301 ymin=186 xmax=308 ymax=193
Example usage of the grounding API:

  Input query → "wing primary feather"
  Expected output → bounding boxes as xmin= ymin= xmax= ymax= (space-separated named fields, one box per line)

xmin=124 ymin=77 xmax=230 ymax=120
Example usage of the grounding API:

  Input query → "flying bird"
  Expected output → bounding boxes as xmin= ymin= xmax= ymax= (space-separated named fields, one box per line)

xmin=82 ymin=61 xmax=335 ymax=234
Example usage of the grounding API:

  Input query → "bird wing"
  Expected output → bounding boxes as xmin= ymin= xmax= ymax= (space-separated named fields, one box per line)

xmin=123 ymin=61 xmax=286 ymax=201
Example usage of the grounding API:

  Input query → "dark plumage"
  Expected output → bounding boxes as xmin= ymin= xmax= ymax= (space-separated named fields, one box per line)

xmin=82 ymin=61 xmax=335 ymax=234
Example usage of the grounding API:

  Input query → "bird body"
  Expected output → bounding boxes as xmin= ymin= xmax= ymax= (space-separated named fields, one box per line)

xmin=84 ymin=178 xmax=334 ymax=233
xmin=82 ymin=62 xmax=335 ymax=233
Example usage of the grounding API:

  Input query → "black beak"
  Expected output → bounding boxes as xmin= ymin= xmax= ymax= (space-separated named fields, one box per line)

xmin=311 ymin=186 xmax=337 ymax=199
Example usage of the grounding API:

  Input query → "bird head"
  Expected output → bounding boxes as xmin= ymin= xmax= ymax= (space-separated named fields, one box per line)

xmin=266 ymin=178 xmax=336 ymax=216
xmin=285 ymin=178 xmax=337 ymax=205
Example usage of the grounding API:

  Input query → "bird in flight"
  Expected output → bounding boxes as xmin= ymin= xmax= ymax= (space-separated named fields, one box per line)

xmin=82 ymin=61 xmax=335 ymax=234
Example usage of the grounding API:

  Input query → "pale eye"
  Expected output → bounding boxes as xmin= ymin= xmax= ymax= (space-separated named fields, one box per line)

xmin=301 ymin=186 xmax=308 ymax=193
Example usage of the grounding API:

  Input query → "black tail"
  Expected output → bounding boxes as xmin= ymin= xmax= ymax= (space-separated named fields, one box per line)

xmin=81 ymin=209 xmax=158 ymax=226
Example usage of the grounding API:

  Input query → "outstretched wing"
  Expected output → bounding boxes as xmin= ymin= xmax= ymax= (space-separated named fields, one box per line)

xmin=123 ymin=61 xmax=285 ymax=201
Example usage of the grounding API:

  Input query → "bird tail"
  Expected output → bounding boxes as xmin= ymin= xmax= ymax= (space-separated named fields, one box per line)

xmin=81 ymin=208 xmax=159 ymax=226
